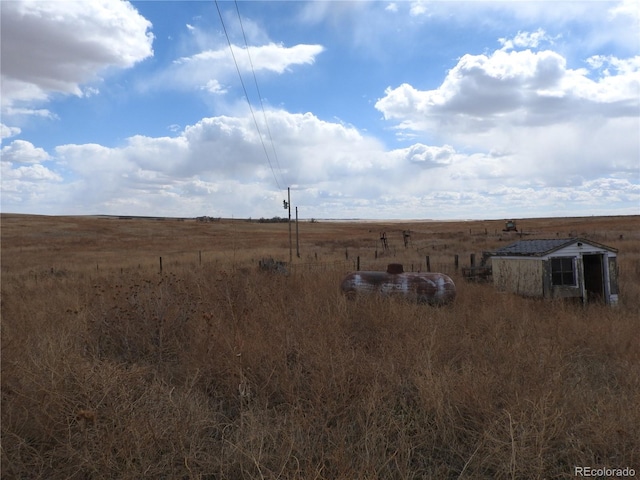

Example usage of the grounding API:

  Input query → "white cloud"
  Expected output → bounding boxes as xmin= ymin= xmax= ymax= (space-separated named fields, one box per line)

xmin=1 ymin=147 xmax=63 ymax=212
xmin=1 ymin=111 xmax=390 ymax=216
xmin=1 ymin=139 xmax=51 ymax=164
xmin=1 ymin=124 xmax=21 ymax=141
xmin=1 ymin=107 xmax=56 ymax=119
xmin=202 ymin=79 xmax=228 ymax=94
xmin=0 ymin=0 xmax=153 ymax=111
xmin=499 ymin=29 xmax=554 ymax=50
xmin=158 ymin=43 xmax=324 ymax=94
xmin=391 ymin=144 xmax=455 ymax=168
xmin=609 ymin=0 xmax=640 ymax=24
xmin=409 ymin=1 xmax=428 ymax=17
xmin=586 ymin=55 xmax=640 ymax=77
xmin=55 ymin=143 xmax=134 ymax=177
xmin=374 ymin=45 xmax=639 ymax=197
xmin=242 ymin=43 xmax=324 ymax=73
xmin=2 ymin=162 xmax=61 ymax=182
xmin=1 ymin=108 xmax=637 ymax=218
xmin=1 ymin=1 xmax=637 ymax=219
xmin=376 ymin=48 xmax=639 ymax=132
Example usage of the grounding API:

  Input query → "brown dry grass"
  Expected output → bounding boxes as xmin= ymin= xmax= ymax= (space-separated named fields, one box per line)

xmin=1 ymin=214 xmax=639 ymax=479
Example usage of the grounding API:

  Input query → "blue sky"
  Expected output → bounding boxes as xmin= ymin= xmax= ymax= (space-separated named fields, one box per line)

xmin=1 ymin=0 xmax=639 ymax=219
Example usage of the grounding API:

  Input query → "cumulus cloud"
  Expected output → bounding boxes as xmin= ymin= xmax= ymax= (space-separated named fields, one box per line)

xmin=1 ymin=94 xmax=635 ymax=218
xmin=53 ymin=110 xmax=386 ymax=189
xmin=391 ymin=144 xmax=455 ymax=168
xmin=499 ymin=29 xmax=555 ymax=50
xmin=0 ymin=0 xmax=153 ymax=111
xmin=1 ymin=124 xmax=21 ymax=141
xmin=1 ymin=0 xmax=637 ymax=219
xmin=374 ymin=44 xmax=639 ymax=196
xmin=375 ymin=47 xmax=639 ymax=133
xmin=1 ymin=139 xmax=62 ymax=211
xmin=1 ymin=139 xmax=51 ymax=164
xmin=2 ymin=163 xmax=61 ymax=182
xmin=1 ymin=107 xmax=637 ymax=218
xmin=0 ymin=110 xmax=417 ymax=216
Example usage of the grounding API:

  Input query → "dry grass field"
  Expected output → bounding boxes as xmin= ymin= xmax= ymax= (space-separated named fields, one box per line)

xmin=1 ymin=213 xmax=639 ymax=479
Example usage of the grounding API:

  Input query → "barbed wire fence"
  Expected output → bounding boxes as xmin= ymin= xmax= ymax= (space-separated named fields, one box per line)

xmin=15 ymin=243 xmax=487 ymax=284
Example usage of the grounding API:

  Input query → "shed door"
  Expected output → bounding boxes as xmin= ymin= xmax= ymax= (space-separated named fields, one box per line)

xmin=583 ymin=254 xmax=604 ymax=303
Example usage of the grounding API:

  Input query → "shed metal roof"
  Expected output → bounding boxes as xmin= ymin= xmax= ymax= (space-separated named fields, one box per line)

xmin=489 ymin=238 xmax=617 ymax=257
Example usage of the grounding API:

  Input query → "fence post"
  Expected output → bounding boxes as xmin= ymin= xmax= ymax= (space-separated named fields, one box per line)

xmin=199 ymin=250 xmax=202 ymax=266
xmin=160 ymin=256 xmax=163 ymax=273
xmin=357 ymin=256 xmax=360 ymax=271
xmin=426 ymin=255 xmax=431 ymax=272
xmin=454 ymin=254 xmax=459 ymax=270
xmin=470 ymin=253 xmax=476 ymax=267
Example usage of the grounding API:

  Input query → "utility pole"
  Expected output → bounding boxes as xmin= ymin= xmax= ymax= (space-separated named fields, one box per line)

xmin=289 ymin=188 xmax=293 ymax=262
xmin=295 ymin=206 xmax=300 ymax=258
xmin=284 ymin=187 xmax=292 ymax=262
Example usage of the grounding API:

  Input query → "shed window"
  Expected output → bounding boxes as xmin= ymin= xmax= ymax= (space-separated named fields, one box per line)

xmin=551 ymin=257 xmax=575 ymax=286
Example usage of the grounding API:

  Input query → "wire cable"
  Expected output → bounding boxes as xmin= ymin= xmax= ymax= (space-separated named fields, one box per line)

xmin=214 ymin=0 xmax=284 ymax=192
xmin=234 ymin=0 xmax=285 ymax=184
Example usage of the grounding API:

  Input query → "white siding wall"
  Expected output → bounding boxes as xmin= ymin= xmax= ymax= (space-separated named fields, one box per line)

xmin=492 ymin=257 xmax=544 ymax=297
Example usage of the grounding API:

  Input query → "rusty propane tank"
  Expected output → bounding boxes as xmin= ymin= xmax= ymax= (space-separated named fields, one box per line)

xmin=340 ymin=263 xmax=456 ymax=305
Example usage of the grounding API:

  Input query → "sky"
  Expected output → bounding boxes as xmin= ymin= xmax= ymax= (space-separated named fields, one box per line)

xmin=1 ymin=0 xmax=639 ymax=220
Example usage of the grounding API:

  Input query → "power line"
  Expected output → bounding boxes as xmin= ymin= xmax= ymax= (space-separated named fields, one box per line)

xmin=234 ymin=0 xmax=285 ymax=184
xmin=214 ymin=0 xmax=284 ymax=192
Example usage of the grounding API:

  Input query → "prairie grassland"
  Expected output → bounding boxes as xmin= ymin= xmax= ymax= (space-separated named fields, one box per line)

xmin=1 ymin=214 xmax=639 ymax=479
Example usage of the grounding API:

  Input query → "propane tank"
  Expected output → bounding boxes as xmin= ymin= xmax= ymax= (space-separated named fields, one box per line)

xmin=340 ymin=263 xmax=456 ymax=305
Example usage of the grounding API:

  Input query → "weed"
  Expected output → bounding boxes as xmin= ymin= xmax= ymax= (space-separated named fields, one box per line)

xmin=2 ymin=214 xmax=639 ymax=479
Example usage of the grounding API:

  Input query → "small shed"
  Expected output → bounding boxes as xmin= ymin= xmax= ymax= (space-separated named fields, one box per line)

xmin=487 ymin=238 xmax=619 ymax=305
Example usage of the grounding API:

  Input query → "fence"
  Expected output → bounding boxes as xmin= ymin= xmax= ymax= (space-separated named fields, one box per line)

xmin=14 ymin=248 xmax=486 ymax=283
xmin=287 ymin=253 xmax=482 ymax=277
xmin=119 ymin=251 xmax=478 ymax=276
xmin=288 ymin=260 xmax=353 ymax=274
